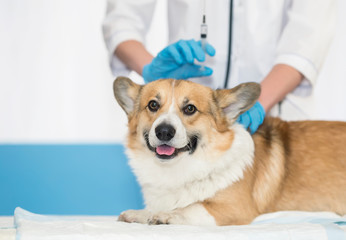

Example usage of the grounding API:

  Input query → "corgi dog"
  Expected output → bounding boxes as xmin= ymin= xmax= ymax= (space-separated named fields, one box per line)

xmin=113 ymin=77 xmax=346 ymax=226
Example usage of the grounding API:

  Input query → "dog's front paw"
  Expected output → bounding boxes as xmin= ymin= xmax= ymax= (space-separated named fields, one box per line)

xmin=148 ymin=211 xmax=184 ymax=225
xmin=118 ymin=209 xmax=151 ymax=224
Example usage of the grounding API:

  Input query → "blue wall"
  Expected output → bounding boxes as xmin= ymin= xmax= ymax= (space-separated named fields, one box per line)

xmin=0 ymin=144 xmax=144 ymax=216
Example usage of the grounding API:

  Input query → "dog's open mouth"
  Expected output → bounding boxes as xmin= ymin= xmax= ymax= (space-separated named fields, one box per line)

xmin=144 ymin=134 xmax=198 ymax=160
xmin=156 ymin=145 xmax=176 ymax=156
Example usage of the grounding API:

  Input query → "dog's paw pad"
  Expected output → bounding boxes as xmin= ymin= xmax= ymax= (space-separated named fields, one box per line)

xmin=148 ymin=212 xmax=182 ymax=225
xmin=148 ymin=218 xmax=167 ymax=225
xmin=148 ymin=215 xmax=169 ymax=225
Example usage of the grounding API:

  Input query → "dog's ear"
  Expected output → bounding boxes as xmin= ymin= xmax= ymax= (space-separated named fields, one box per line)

xmin=214 ymin=82 xmax=261 ymax=121
xmin=113 ymin=76 xmax=142 ymax=115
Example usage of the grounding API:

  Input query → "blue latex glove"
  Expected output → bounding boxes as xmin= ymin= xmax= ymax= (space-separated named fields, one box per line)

xmin=142 ymin=39 xmax=216 ymax=83
xmin=236 ymin=102 xmax=265 ymax=134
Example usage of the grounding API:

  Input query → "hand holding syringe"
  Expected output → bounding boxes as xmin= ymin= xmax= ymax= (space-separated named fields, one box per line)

xmin=142 ymin=7 xmax=215 ymax=83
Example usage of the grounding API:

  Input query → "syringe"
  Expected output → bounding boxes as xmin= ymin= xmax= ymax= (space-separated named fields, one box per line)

xmin=201 ymin=15 xmax=208 ymax=51
xmin=200 ymin=14 xmax=208 ymax=71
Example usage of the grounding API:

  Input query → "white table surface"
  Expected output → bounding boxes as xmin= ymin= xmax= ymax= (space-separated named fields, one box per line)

xmin=0 ymin=216 xmax=15 ymax=240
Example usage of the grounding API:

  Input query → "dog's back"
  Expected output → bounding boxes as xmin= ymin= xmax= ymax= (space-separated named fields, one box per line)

xmin=204 ymin=117 xmax=346 ymax=225
xmin=254 ymin=117 xmax=346 ymax=214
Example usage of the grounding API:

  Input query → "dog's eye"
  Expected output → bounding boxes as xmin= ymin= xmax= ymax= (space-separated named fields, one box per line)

xmin=148 ymin=100 xmax=160 ymax=112
xmin=183 ymin=104 xmax=197 ymax=115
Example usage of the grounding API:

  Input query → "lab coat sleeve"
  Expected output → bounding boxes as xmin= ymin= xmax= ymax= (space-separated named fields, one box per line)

xmin=274 ymin=0 xmax=337 ymax=96
xmin=102 ymin=0 xmax=157 ymax=76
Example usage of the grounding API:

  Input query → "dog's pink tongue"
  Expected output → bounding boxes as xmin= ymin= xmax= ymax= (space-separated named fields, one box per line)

xmin=156 ymin=145 xmax=175 ymax=156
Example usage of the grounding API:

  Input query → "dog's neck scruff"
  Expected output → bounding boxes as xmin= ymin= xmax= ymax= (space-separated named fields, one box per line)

xmin=113 ymin=77 xmax=261 ymax=213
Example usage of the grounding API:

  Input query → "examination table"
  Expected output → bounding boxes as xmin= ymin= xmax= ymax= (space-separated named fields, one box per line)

xmin=1 ymin=208 xmax=345 ymax=240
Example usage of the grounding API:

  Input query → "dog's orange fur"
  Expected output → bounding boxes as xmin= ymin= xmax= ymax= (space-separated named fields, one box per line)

xmin=203 ymin=118 xmax=346 ymax=225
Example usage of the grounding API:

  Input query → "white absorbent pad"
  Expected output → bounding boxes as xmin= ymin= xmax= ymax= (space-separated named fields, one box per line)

xmin=14 ymin=207 xmax=346 ymax=240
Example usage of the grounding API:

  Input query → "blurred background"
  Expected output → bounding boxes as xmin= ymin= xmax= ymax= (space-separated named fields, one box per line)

xmin=0 ymin=0 xmax=345 ymax=215
xmin=0 ymin=0 xmax=168 ymax=216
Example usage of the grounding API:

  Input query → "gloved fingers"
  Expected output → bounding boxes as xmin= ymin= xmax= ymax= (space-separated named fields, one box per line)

xmin=250 ymin=102 xmax=265 ymax=123
xmin=163 ymin=40 xmax=216 ymax=65
xmin=237 ymin=111 xmax=251 ymax=130
xmin=255 ymin=102 xmax=265 ymax=123
xmin=158 ymin=40 xmax=216 ymax=66
xmin=248 ymin=110 xmax=261 ymax=134
xmin=249 ymin=122 xmax=259 ymax=135
xmin=189 ymin=65 xmax=213 ymax=77
xmin=187 ymin=39 xmax=205 ymax=62
xmin=236 ymin=114 xmax=243 ymax=124
xmin=142 ymin=64 xmax=153 ymax=83
xmin=197 ymin=41 xmax=216 ymax=57
xmin=248 ymin=102 xmax=266 ymax=134
xmin=164 ymin=45 xmax=184 ymax=65
xmin=177 ymin=40 xmax=207 ymax=63
xmin=235 ymin=102 xmax=266 ymax=134
xmin=176 ymin=40 xmax=195 ymax=64
xmin=205 ymin=42 xmax=216 ymax=56
xmin=177 ymin=64 xmax=213 ymax=79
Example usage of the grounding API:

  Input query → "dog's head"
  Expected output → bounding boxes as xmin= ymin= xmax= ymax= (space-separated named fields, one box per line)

xmin=114 ymin=77 xmax=260 ymax=162
xmin=113 ymin=77 xmax=260 ymax=164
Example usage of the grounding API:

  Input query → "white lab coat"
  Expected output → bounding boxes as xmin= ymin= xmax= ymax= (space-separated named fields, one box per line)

xmin=103 ymin=0 xmax=336 ymax=121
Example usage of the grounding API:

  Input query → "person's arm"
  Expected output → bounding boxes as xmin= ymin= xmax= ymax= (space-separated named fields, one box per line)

xmin=115 ymin=40 xmax=154 ymax=75
xmin=273 ymin=0 xmax=336 ymax=95
xmin=259 ymin=0 xmax=336 ymax=113
xmin=119 ymin=39 xmax=215 ymax=83
xmin=258 ymin=64 xmax=303 ymax=113
xmin=237 ymin=64 xmax=303 ymax=134
xmin=102 ymin=0 xmax=157 ymax=76
xmin=115 ymin=39 xmax=216 ymax=83
xmin=238 ymin=0 xmax=336 ymax=133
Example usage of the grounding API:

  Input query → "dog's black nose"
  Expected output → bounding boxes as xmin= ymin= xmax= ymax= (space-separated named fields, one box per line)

xmin=155 ymin=123 xmax=176 ymax=141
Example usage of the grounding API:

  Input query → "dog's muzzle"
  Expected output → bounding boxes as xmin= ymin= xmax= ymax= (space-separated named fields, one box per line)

xmin=144 ymin=124 xmax=198 ymax=160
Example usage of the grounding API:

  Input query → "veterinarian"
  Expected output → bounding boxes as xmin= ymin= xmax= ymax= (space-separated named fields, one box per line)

xmin=103 ymin=0 xmax=336 ymax=133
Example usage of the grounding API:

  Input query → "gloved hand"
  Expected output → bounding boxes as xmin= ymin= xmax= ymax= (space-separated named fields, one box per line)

xmin=237 ymin=102 xmax=265 ymax=134
xmin=142 ymin=39 xmax=216 ymax=83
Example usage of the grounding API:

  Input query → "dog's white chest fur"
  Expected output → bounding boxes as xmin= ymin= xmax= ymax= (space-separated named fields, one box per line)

xmin=126 ymin=124 xmax=254 ymax=213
